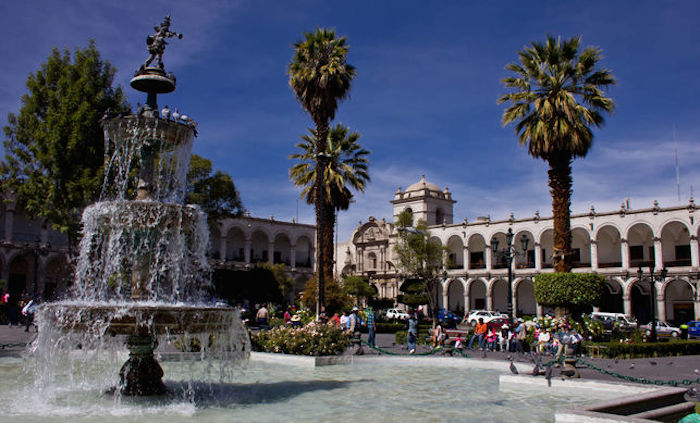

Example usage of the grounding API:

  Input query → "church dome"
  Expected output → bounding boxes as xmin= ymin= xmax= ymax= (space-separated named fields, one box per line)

xmin=405 ymin=175 xmax=440 ymax=193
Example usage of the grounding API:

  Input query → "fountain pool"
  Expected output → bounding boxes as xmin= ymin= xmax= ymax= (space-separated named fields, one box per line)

xmin=0 ymin=356 xmax=606 ymax=423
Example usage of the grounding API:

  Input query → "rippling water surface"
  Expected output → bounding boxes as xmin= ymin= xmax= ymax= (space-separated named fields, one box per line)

xmin=0 ymin=357 xmax=599 ymax=423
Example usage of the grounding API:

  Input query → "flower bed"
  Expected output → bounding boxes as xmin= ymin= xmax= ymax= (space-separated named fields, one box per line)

xmin=250 ymin=324 xmax=350 ymax=356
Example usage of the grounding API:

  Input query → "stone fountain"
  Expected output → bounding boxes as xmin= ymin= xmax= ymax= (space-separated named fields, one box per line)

xmin=34 ymin=16 xmax=249 ymax=396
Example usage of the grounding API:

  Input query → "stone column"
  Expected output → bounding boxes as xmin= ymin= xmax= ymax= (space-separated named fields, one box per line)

xmin=244 ymin=238 xmax=251 ymax=264
xmin=536 ymin=304 xmax=544 ymax=318
xmin=485 ymin=246 xmax=492 ymax=270
xmin=464 ymin=289 xmax=470 ymax=314
xmin=486 ymin=287 xmax=493 ymax=311
xmin=656 ymin=288 xmax=666 ymax=322
xmin=442 ymin=289 xmax=449 ymax=311
xmin=534 ymin=243 xmax=542 ymax=271
xmin=653 ymin=237 xmax=663 ymax=269
xmin=593 ymin=306 xmax=600 ymax=313
xmin=512 ymin=284 xmax=519 ymax=318
xmin=357 ymin=247 xmax=363 ymax=272
xmin=380 ymin=247 xmax=386 ymax=272
xmin=219 ymin=237 xmax=227 ymax=261
xmin=694 ymin=289 xmax=700 ymax=321
xmin=290 ymin=245 xmax=297 ymax=269
xmin=463 ymin=246 xmax=469 ymax=270
xmin=621 ymin=238 xmax=630 ymax=269
xmin=268 ymin=241 xmax=275 ymax=264
xmin=690 ymin=236 xmax=699 ymax=268
xmin=623 ymin=294 xmax=632 ymax=316
xmin=590 ymin=240 xmax=599 ymax=270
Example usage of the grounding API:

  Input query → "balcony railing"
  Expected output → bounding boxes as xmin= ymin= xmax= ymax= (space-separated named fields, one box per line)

xmin=664 ymin=259 xmax=691 ymax=267
xmin=598 ymin=261 xmax=621 ymax=268
xmin=469 ymin=263 xmax=486 ymax=270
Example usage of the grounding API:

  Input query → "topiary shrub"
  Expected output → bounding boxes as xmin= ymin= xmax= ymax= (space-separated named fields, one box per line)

xmin=534 ymin=272 xmax=605 ymax=318
xmin=249 ymin=323 xmax=350 ymax=356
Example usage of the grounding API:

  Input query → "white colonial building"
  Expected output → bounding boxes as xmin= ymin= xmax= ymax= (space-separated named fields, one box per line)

xmin=336 ymin=176 xmax=700 ymax=326
xmin=209 ymin=213 xmax=316 ymax=298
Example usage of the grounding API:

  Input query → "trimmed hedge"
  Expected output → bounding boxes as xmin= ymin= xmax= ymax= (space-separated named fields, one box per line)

xmin=534 ymin=272 xmax=605 ymax=307
xmin=395 ymin=329 xmax=431 ymax=345
xmin=583 ymin=340 xmax=700 ymax=359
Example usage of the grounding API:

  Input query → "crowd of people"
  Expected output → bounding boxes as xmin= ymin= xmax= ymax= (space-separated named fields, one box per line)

xmin=1 ymin=291 xmax=40 ymax=332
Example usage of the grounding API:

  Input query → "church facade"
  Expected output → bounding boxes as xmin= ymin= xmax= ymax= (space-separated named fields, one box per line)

xmin=336 ymin=176 xmax=700 ymax=326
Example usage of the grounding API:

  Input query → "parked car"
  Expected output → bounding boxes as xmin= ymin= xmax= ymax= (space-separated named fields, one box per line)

xmin=686 ymin=321 xmax=700 ymax=339
xmin=642 ymin=321 xmax=681 ymax=338
xmin=465 ymin=310 xmax=506 ymax=326
xmin=590 ymin=312 xmax=638 ymax=332
xmin=437 ymin=308 xmax=462 ymax=326
xmin=386 ymin=309 xmax=410 ymax=320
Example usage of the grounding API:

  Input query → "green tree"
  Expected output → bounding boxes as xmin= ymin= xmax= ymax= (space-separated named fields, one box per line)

xmin=499 ymin=35 xmax=615 ymax=272
xmin=186 ymin=154 xmax=244 ymax=220
xmin=288 ymin=28 xmax=356 ymax=315
xmin=289 ymin=123 xmax=369 ymax=285
xmin=393 ymin=210 xmax=446 ymax=324
xmin=534 ymin=273 xmax=605 ymax=319
xmin=342 ymin=275 xmax=376 ymax=306
xmin=2 ymin=41 xmax=129 ymax=247
xmin=302 ymin=277 xmax=351 ymax=315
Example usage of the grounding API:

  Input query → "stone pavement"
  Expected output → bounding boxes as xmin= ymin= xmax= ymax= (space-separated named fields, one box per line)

xmin=350 ymin=333 xmax=700 ymax=390
xmin=0 ymin=323 xmax=36 ymax=357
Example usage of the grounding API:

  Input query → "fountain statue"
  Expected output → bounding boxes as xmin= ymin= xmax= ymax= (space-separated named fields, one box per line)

xmin=34 ymin=16 xmax=249 ymax=396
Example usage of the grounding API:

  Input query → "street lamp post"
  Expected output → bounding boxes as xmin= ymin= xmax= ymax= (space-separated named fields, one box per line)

xmin=637 ymin=266 xmax=667 ymax=343
xmin=491 ymin=228 xmax=529 ymax=324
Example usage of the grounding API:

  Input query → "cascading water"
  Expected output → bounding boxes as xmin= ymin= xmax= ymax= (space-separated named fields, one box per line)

xmin=29 ymin=15 xmax=250 ymax=399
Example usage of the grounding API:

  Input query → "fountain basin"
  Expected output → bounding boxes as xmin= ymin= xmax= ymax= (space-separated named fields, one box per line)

xmin=40 ymin=302 xmax=236 ymax=336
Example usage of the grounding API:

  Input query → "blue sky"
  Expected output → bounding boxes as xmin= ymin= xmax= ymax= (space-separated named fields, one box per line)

xmin=2 ymin=1 xmax=699 ymax=241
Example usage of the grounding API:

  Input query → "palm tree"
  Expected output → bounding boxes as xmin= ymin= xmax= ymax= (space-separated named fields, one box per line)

xmin=290 ymin=124 xmax=370 ymax=285
xmin=499 ymin=35 xmax=615 ymax=273
xmin=288 ymin=28 xmax=356 ymax=314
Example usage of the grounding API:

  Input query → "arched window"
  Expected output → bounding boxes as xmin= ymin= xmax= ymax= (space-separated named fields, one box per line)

xmin=435 ymin=208 xmax=443 ymax=225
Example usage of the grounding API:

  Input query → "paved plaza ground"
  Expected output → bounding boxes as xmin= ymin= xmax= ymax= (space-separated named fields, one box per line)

xmin=2 ymin=325 xmax=698 ymax=396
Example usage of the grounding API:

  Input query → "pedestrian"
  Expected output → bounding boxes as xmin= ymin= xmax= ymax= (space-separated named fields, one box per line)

xmin=467 ymin=318 xmax=488 ymax=350
xmin=499 ymin=324 xmax=510 ymax=352
xmin=537 ymin=327 xmax=551 ymax=354
xmin=406 ymin=310 xmax=418 ymax=354
xmin=329 ymin=313 xmax=341 ymax=327
xmin=515 ymin=322 xmax=527 ymax=353
xmin=365 ymin=306 xmax=376 ymax=347
xmin=486 ymin=325 xmax=497 ymax=351
xmin=255 ymin=304 xmax=269 ymax=327
xmin=22 ymin=295 xmax=39 ymax=332
xmin=340 ymin=310 xmax=349 ymax=329
xmin=431 ymin=322 xmax=445 ymax=349
xmin=283 ymin=308 xmax=292 ymax=325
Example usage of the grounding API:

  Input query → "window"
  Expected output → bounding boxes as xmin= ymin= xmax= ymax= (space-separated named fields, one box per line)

xmin=571 ymin=248 xmax=581 ymax=263
xmin=676 ymin=245 xmax=691 ymax=260
xmin=630 ymin=245 xmax=644 ymax=261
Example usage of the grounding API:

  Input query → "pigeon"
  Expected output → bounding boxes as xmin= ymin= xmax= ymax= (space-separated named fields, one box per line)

xmin=560 ymin=369 xmax=576 ymax=378
xmin=629 ymin=363 xmax=635 ymax=370
xmin=607 ymin=364 xmax=613 ymax=369
xmin=531 ymin=365 xmax=540 ymax=376
xmin=545 ymin=364 xmax=553 ymax=387
xmin=649 ymin=361 xmax=657 ymax=366
xmin=506 ymin=355 xmax=513 ymax=361
xmin=161 ymin=105 xmax=170 ymax=119
xmin=180 ymin=114 xmax=189 ymax=123
xmin=666 ymin=362 xmax=673 ymax=366
xmin=694 ymin=369 xmax=699 ymax=374
xmin=509 ymin=361 xmax=518 ymax=375
xmin=614 ymin=359 xmax=619 ymax=364
xmin=172 ymin=109 xmax=180 ymax=121
xmin=482 ymin=351 xmax=487 ymax=359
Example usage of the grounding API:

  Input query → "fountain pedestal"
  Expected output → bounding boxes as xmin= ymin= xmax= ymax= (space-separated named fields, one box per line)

xmin=120 ymin=335 xmax=166 ymax=396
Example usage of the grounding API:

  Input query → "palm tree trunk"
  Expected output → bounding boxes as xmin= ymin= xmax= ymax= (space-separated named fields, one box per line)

xmin=314 ymin=122 xmax=330 ymax=316
xmin=547 ymin=153 xmax=573 ymax=273
xmin=321 ymin=203 xmax=336 ymax=284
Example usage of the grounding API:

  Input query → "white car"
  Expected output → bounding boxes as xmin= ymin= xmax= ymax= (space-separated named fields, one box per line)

xmin=386 ymin=309 xmax=410 ymax=320
xmin=466 ymin=310 xmax=506 ymax=326
xmin=642 ymin=321 xmax=681 ymax=338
